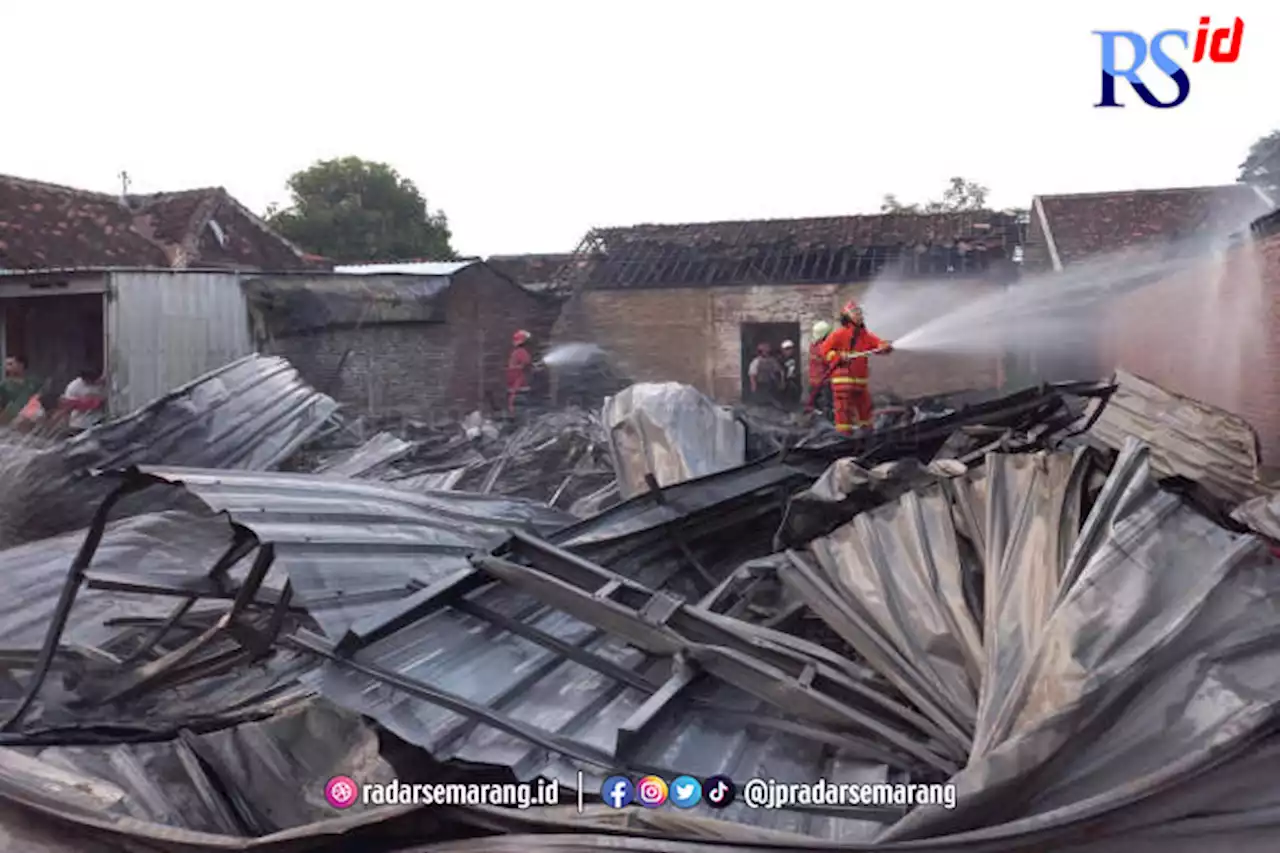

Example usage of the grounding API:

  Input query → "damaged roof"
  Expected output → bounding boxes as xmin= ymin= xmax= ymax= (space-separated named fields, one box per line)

xmin=486 ymin=254 xmax=576 ymax=290
xmin=0 ymin=174 xmax=319 ymax=272
xmin=9 ymin=358 xmax=1280 ymax=851
xmin=1033 ymin=183 xmax=1273 ymax=267
xmin=563 ymin=212 xmax=1021 ymax=289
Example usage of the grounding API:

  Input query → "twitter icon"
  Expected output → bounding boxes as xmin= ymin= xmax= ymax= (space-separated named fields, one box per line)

xmin=670 ymin=775 xmax=702 ymax=808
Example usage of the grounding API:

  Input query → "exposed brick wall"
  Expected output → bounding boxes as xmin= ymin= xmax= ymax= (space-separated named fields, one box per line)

xmin=1100 ymin=231 xmax=1280 ymax=466
xmin=261 ymin=265 xmax=559 ymax=420
xmin=555 ymin=288 xmax=711 ymax=388
xmin=558 ymin=281 xmax=1006 ymax=403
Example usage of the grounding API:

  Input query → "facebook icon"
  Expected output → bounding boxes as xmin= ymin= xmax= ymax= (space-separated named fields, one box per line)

xmin=601 ymin=776 xmax=634 ymax=808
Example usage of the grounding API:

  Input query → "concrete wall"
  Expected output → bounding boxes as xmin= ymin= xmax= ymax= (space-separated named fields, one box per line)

xmin=1100 ymin=230 xmax=1280 ymax=466
xmin=557 ymin=281 xmax=1006 ymax=402
xmin=266 ymin=265 xmax=560 ymax=419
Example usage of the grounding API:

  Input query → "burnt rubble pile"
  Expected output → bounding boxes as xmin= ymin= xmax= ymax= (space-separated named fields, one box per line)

xmin=1 ymin=355 xmax=1280 ymax=852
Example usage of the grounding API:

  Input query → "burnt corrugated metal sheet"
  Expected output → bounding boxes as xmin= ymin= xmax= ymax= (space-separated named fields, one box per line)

xmin=314 ymin=432 xmax=415 ymax=478
xmin=779 ymin=440 xmax=1280 ymax=850
xmin=0 ymin=511 xmax=233 ymax=653
xmin=308 ymin=440 xmax=1280 ymax=850
xmin=124 ymin=467 xmax=576 ymax=641
xmin=107 ymin=270 xmax=253 ymax=415
xmin=1085 ymin=369 xmax=1272 ymax=504
xmin=242 ymin=274 xmax=453 ymax=337
xmin=305 ymin=538 xmax=904 ymax=840
xmin=0 ymin=700 xmax=418 ymax=850
xmin=0 ymin=355 xmax=339 ymax=547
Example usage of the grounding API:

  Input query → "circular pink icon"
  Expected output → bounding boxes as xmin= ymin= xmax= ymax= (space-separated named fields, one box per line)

xmin=325 ymin=775 xmax=359 ymax=809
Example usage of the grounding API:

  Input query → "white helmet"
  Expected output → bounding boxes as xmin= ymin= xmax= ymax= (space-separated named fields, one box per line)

xmin=811 ymin=320 xmax=832 ymax=340
xmin=781 ymin=340 xmax=795 ymax=350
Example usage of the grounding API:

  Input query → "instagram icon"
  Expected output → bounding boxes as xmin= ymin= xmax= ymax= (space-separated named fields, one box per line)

xmin=636 ymin=775 xmax=668 ymax=808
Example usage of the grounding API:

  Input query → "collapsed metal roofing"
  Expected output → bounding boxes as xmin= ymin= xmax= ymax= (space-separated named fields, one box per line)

xmin=0 ymin=353 xmax=338 ymax=548
xmin=4 ymin=366 xmax=1280 ymax=851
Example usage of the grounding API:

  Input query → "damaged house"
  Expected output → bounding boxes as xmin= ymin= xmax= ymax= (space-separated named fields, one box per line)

xmin=486 ymin=253 xmax=577 ymax=294
xmin=1024 ymin=183 xmax=1279 ymax=461
xmin=0 ymin=174 xmax=323 ymax=414
xmin=245 ymin=260 xmax=563 ymax=417
xmin=552 ymin=213 xmax=1022 ymax=402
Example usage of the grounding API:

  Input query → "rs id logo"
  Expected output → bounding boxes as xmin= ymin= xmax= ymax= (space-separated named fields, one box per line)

xmin=1094 ymin=16 xmax=1243 ymax=108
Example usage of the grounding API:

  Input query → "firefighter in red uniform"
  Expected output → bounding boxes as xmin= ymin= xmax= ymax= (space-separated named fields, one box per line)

xmin=807 ymin=320 xmax=833 ymax=415
xmin=507 ymin=329 xmax=534 ymax=416
xmin=818 ymin=301 xmax=893 ymax=434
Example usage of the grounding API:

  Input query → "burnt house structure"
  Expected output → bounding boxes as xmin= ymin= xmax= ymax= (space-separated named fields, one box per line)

xmin=244 ymin=260 xmax=562 ymax=417
xmin=486 ymin=253 xmax=576 ymax=294
xmin=553 ymin=212 xmax=1022 ymax=401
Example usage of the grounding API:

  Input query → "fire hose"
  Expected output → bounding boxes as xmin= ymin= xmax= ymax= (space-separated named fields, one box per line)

xmin=806 ymin=348 xmax=890 ymax=411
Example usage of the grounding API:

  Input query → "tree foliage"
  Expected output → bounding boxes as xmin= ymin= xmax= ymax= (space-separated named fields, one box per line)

xmin=881 ymin=177 xmax=1027 ymax=219
xmin=880 ymin=177 xmax=990 ymax=214
xmin=267 ymin=157 xmax=455 ymax=262
xmin=1239 ymin=129 xmax=1280 ymax=199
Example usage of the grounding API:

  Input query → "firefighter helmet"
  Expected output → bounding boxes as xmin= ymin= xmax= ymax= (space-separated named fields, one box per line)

xmin=512 ymin=329 xmax=531 ymax=346
xmin=811 ymin=320 xmax=832 ymax=340
xmin=840 ymin=300 xmax=864 ymax=322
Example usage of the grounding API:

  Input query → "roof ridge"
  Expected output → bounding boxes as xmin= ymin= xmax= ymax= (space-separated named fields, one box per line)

xmin=133 ymin=186 xmax=225 ymax=202
xmin=1036 ymin=184 xmax=1249 ymax=201
xmin=214 ymin=190 xmax=311 ymax=261
xmin=596 ymin=210 xmax=1005 ymax=232
xmin=0 ymin=172 xmax=120 ymax=200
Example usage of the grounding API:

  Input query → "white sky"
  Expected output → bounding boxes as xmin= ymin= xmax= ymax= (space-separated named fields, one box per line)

xmin=3 ymin=1 xmax=1276 ymax=256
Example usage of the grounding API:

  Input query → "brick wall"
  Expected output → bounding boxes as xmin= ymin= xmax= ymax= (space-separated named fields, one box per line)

xmin=264 ymin=265 xmax=559 ymax=420
xmin=1100 ymin=230 xmax=1280 ymax=466
xmin=558 ymin=281 xmax=1006 ymax=403
xmin=554 ymin=288 xmax=712 ymax=388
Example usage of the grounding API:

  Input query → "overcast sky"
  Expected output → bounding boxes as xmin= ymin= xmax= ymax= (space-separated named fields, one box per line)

xmin=3 ymin=1 xmax=1276 ymax=256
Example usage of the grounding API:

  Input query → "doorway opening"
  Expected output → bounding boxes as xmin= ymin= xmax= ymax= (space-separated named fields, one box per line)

xmin=740 ymin=321 xmax=799 ymax=402
xmin=1 ymin=294 xmax=105 ymax=409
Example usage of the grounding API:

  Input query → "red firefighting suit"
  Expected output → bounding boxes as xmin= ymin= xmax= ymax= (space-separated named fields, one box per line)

xmin=819 ymin=322 xmax=886 ymax=433
xmin=506 ymin=332 xmax=533 ymax=415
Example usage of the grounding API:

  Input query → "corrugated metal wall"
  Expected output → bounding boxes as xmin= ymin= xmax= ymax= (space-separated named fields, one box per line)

xmin=107 ymin=270 xmax=252 ymax=413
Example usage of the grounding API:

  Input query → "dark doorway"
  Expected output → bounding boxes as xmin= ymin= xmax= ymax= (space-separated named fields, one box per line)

xmin=2 ymin=294 xmax=104 ymax=409
xmin=740 ymin=321 xmax=799 ymax=402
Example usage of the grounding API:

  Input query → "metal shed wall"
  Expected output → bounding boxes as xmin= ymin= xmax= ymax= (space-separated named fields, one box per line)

xmin=106 ymin=270 xmax=252 ymax=413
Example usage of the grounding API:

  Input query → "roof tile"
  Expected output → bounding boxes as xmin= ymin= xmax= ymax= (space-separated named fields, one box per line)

xmin=0 ymin=174 xmax=315 ymax=271
xmin=1038 ymin=185 xmax=1272 ymax=266
xmin=571 ymin=212 xmax=1021 ymax=288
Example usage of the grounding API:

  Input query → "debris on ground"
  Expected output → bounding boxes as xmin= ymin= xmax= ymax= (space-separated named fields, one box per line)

xmin=603 ymin=382 xmax=746 ymax=499
xmin=3 ymin=358 xmax=1280 ymax=851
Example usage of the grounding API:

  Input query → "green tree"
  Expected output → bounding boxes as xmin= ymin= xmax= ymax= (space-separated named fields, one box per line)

xmin=267 ymin=157 xmax=455 ymax=262
xmin=880 ymin=176 xmax=991 ymax=214
xmin=1239 ymin=129 xmax=1280 ymax=199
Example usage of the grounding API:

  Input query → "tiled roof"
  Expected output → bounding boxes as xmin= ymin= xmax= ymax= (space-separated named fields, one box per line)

xmin=0 ymin=174 xmax=317 ymax=271
xmin=596 ymin=212 xmax=1010 ymax=249
xmin=568 ymin=212 xmax=1020 ymax=288
xmin=1036 ymin=185 xmax=1273 ymax=266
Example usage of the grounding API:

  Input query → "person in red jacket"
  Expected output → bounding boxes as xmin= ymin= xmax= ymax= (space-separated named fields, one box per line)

xmin=507 ymin=329 xmax=534 ymax=416
xmin=807 ymin=320 xmax=833 ymax=415
xmin=818 ymin=301 xmax=893 ymax=434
